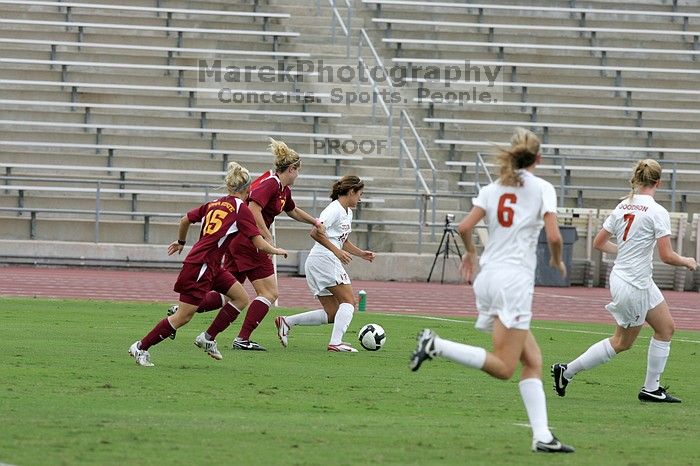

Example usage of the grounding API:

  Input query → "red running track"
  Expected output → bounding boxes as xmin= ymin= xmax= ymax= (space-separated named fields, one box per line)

xmin=0 ymin=266 xmax=698 ymax=330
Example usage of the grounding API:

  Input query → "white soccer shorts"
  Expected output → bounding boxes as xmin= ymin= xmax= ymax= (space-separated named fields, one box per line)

xmin=606 ymin=271 xmax=665 ymax=328
xmin=472 ymin=268 xmax=533 ymax=332
xmin=304 ymin=254 xmax=351 ymax=297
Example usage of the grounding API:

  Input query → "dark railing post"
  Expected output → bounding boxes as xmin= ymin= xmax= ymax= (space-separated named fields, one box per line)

xmin=30 ymin=211 xmax=37 ymax=239
xmin=144 ymin=215 xmax=151 ymax=243
xmin=95 ymin=181 xmax=101 ymax=243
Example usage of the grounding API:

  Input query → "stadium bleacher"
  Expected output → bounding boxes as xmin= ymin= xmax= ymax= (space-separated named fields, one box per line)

xmin=0 ymin=0 xmax=698 ymax=288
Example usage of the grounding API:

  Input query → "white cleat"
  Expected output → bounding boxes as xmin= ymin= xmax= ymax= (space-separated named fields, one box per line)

xmin=274 ymin=316 xmax=290 ymax=348
xmin=327 ymin=342 xmax=358 ymax=353
xmin=194 ymin=332 xmax=223 ymax=360
xmin=128 ymin=341 xmax=154 ymax=367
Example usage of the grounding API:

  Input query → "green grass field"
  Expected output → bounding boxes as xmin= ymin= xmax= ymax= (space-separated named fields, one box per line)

xmin=1 ymin=297 xmax=699 ymax=466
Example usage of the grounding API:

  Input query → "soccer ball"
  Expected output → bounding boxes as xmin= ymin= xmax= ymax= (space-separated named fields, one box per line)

xmin=358 ymin=323 xmax=386 ymax=351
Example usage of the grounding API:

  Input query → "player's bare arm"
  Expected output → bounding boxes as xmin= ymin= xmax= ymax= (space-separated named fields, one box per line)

xmin=168 ymin=215 xmax=192 ymax=255
xmin=657 ymin=235 xmax=697 ymax=270
xmin=288 ymin=206 xmax=326 ymax=236
xmin=251 ymin=235 xmax=287 ymax=258
xmin=342 ymin=240 xmax=375 ymax=262
xmin=544 ymin=211 xmax=566 ymax=278
xmin=310 ymin=226 xmax=351 ymax=264
xmin=592 ymin=228 xmax=618 ymax=255
xmin=457 ymin=207 xmax=485 ymax=284
xmin=249 ymin=201 xmax=274 ymax=243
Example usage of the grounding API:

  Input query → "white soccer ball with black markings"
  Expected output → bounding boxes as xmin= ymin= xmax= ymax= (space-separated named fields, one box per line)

xmin=358 ymin=323 xmax=386 ymax=351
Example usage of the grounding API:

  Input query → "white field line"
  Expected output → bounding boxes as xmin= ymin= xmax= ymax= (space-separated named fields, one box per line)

xmin=383 ymin=313 xmax=700 ymax=344
xmin=533 ymin=291 xmax=699 ymax=313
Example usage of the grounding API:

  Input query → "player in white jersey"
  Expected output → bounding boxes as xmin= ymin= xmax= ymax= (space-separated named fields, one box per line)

xmin=552 ymin=159 xmax=696 ymax=403
xmin=410 ymin=128 xmax=574 ymax=453
xmin=274 ymin=176 xmax=376 ymax=352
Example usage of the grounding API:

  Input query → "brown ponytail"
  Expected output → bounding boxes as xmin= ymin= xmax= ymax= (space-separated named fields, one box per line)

xmin=496 ymin=127 xmax=540 ymax=187
xmin=330 ymin=175 xmax=364 ymax=200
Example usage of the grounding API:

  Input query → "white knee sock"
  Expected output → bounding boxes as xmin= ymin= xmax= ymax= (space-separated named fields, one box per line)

xmin=286 ymin=309 xmax=328 ymax=327
xmin=433 ymin=336 xmax=487 ymax=369
xmin=329 ymin=303 xmax=354 ymax=345
xmin=644 ymin=337 xmax=671 ymax=392
xmin=564 ymin=338 xmax=616 ymax=379
xmin=519 ymin=378 xmax=554 ymax=444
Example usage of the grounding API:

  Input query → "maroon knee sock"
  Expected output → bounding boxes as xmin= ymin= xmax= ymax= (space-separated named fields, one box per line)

xmin=238 ymin=297 xmax=271 ymax=340
xmin=205 ymin=303 xmax=241 ymax=339
xmin=140 ymin=318 xmax=176 ymax=350
xmin=197 ymin=291 xmax=225 ymax=313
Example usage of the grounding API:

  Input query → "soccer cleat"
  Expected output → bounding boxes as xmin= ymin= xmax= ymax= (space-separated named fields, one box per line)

xmin=409 ymin=328 xmax=438 ymax=372
xmin=232 ymin=338 xmax=267 ymax=351
xmin=551 ymin=363 xmax=570 ymax=397
xmin=532 ymin=436 xmax=575 ymax=453
xmin=128 ymin=341 xmax=154 ymax=367
xmin=166 ymin=305 xmax=178 ymax=340
xmin=274 ymin=316 xmax=290 ymax=348
xmin=638 ymin=386 xmax=682 ymax=403
xmin=327 ymin=342 xmax=358 ymax=352
xmin=194 ymin=332 xmax=223 ymax=360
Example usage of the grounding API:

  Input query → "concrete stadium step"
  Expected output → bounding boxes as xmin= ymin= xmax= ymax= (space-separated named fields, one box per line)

xmin=0 ymin=151 xmax=362 ymax=180
xmin=0 ymin=128 xmax=349 ymax=150
xmin=0 ymin=212 xmax=443 ymax=251
xmin=0 ymin=89 xmax=330 ymax=115
xmin=392 ymin=241 xmax=448 ymax=254
xmin=0 ymin=11 xmax=285 ymax=32
xmin=0 ymin=109 xmax=326 ymax=135
xmin=425 ymin=107 xmax=700 ymax=127
xmin=425 ymin=104 xmax=700 ymax=126
xmin=0 ymin=131 xmax=358 ymax=157
xmin=0 ymin=189 xmax=405 ymax=215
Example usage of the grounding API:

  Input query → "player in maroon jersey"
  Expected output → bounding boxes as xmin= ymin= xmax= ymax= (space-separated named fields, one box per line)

xmin=168 ymin=139 xmax=325 ymax=351
xmin=128 ymin=162 xmax=288 ymax=367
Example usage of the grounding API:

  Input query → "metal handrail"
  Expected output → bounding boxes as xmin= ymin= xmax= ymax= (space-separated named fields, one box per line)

xmin=358 ymin=58 xmax=390 ymax=118
xmin=399 ymin=139 xmax=431 ymax=194
xmin=399 ymin=109 xmax=438 ymax=236
xmin=358 ymin=29 xmax=393 ymax=87
xmin=540 ymin=154 xmax=700 ymax=168
xmin=357 ymin=28 xmax=440 ymax=237
xmin=550 ymin=157 xmax=683 ymax=211
xmin=327 ymin=0 xmax=353 ymax=58
xmin=357 ymin=57 xmax=393 ymax=159
xmin=471 ymin=152 xmax=696 ymax=212
xmin=400 ymin=109 xmax=436 ymax=172
xmin=474 ymin=152 xmax=494 ymax=192
xmin=357 ymin=28 xmax=394 ymax=179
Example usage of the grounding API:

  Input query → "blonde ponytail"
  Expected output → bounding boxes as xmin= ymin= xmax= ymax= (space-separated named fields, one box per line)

xmin=224 ymin=161 xmax=251 ymax=194
xmin=626 ymin=159 xmax=662 ymax=201
xmin=268 ymin=138 xmax=300 ymax=173
xmin=496 ymin=127 xmax=540 ymax=187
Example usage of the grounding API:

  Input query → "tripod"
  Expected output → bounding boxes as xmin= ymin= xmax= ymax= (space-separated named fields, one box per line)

xmin=427 ymin=216 xmax=463 ymax=284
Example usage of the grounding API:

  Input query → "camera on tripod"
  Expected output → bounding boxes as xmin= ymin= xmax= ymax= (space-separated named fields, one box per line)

xmin=428 ymin=213 xmax=462 ymax=283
